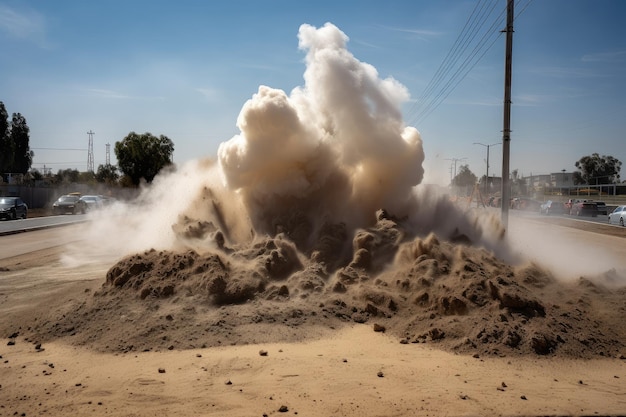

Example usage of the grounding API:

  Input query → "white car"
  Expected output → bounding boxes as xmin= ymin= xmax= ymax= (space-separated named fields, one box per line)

xmin=608 ymin=205 xmax=626 ymax=227
xmin=76 ymin=195 xmax=104 ymax=213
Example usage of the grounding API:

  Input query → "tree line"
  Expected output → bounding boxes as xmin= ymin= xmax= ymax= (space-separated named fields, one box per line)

xmin=1 ymin=100 xmax=621 ymax=189
xmin=0 ymin=102 xmax=32 ymax=178
xmin=452 ymin=153 xmax=622 ymax=190
xmin=0 ymin=101 xmax=174 ymax=187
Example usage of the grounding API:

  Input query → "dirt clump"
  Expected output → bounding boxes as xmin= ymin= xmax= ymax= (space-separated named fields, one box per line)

xmin=14 ymin=208 xmax=625 ymax=359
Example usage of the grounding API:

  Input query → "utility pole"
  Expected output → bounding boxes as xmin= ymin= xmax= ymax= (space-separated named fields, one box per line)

xmin=445 ymin=157 xmax=467 ymax=193
xmin=474 ymin=142 xmax=501 ymax=195
xmin=87 ymin=130 xmax=95 ymax=172
xmin=501 ymin=0 xmax=514 ymax=228
xmin=445 ymin=157 xmax=467 ymax=184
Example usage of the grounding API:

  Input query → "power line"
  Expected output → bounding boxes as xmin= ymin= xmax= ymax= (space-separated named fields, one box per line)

xmin=409 ymin=0 xmax=491 ymax=117
xmin=407 ymin=0 xmax=503 ymax=125
xmin=407 ymin=0 xmax=534 ymax=126
xmin=31 ymin=147 xmax=87 ymax=151
xmin=32 ymin=161 xmax=87 ymax=166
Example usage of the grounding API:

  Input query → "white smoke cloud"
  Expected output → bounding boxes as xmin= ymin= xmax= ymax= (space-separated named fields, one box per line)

xmin=218 ymin=23 xmax=424 ymax=232
xmin=64 ymin=22 xmax=515 ymax=268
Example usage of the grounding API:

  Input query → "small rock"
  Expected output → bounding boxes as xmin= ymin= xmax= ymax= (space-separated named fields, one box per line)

xmin=501 ymin=382 xmax=507 ymax=388
xmin=225 ymin=380 xmax=232 ymax=385
xmin=520 ymin=395 xmax=527 ymax=400
xmin=259 ymin=350 xmax=268 ymax=356
xmin=377 ymin=371 xmax=384 ymax=378
xmin=278 ymin=405 xmax=289 ymax=412
xmin=373 ymin=323 xmax=386 ymax=333
xmin=158 ymin=368 xmax=166 ymax=374
xmin=7 ymin=340 xmax=15 ymax=346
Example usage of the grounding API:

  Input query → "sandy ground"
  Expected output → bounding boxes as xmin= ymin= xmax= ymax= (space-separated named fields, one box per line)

xmin=1 ymin=216 xmax=626 ymax=416
xmin=2 ymin=326 xmax=626 ymax=417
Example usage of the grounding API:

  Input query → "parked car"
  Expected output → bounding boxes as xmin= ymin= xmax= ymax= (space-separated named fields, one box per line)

xmin=594 ymin=201 xmax=608 ymax=215
xmin=540 ymin=200 xmax=566 ymax=215
xmin=608 ymin=205 xmax=626 ymax=227
xmin=511 ymin=198 xmax=542 ymax=212
xmin=52 ymin=194 xmax=81 ymax=214
xmin=76 ymin=195 xmax=104 ymax=213
xmin=570 ymin=200 xmax=599 ymax=217
xmin=0 ymin=197 xmax=28 ymax=220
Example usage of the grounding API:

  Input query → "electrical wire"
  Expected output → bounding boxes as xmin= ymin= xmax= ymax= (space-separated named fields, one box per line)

xmin=407 ymin=0 xmax=534 ymax=126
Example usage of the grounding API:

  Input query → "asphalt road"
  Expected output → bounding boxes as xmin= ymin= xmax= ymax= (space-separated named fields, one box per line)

xmin=512 ymin=209 xmax=626 ymax=237
xmin=0 ymin=214 xmax=87 ymax=237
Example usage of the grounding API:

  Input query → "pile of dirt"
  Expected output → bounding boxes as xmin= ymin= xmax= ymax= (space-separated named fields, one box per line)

xmin=20 ymin=209 xmax=626 ymax=359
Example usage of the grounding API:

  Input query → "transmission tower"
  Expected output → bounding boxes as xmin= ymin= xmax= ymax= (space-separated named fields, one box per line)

xmin=105 ymin=143 xmax=110 ymax=165
xmin=87 ymin=130 xmax=95 ymax=172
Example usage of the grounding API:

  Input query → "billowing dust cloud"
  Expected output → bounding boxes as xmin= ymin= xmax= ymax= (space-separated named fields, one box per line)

xmin=218 ymin=23 xmax=424 ymax=236
xmin=53 ymin=23 xmax=626 ymax=358
xmin=66 ymin=22 xmax=505 ymax=264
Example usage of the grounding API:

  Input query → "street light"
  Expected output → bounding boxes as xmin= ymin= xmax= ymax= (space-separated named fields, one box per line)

xmin=473 ymin=142 xmax=501 ymax=196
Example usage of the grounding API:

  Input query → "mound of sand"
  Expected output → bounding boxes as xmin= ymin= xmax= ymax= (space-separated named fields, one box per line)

xmin=6 ymin=22 xmax=624 ymax=361
xmin=22 ymin=208 xmax=625 ymax=359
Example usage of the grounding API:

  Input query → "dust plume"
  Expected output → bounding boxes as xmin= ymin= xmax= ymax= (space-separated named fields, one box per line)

xmin=218 ymin=23 xmax=424 ymax=236
xmin=45 ymin=23 xmax=626 ymax=359
xmin=65 ymin=22 xmax=506 ymax=265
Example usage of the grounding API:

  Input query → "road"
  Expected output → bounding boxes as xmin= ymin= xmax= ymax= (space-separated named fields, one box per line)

xmin=511 ymin=209 xmax=626 ymax=237
xmin=0 ymin=214 xmax=87 ymax=237
xmin=0 ymin=209 xmax=624 ymax=264
xmin=0 ymin=222 xmax=85 ymax=261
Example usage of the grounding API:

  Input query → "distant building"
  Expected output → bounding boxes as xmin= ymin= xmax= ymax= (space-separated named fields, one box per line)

xmin=523 ymin=172 xmax=574 ymax=188
xmin=550 ymin=171 xmax=575 ymax=187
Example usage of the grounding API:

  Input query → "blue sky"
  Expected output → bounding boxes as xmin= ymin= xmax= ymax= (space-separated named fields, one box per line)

xmin=0 ymin=0 xmax=624 ymax=184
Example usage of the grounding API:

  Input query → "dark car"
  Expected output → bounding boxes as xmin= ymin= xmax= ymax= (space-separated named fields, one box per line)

xmin=540 ymin=200 xmax=566 ymax=215
xmin=570 ymin=201 xmax=599 ymax=217
xmin=0 ymin=197 xmax=28 ymax=220
xmin=52 ymin=194 xmax=81 ymax=214
xmin=594 ymin=201 xmax=608 ymax=215
xmin=76 ymin=195 xmax=104 ymax=213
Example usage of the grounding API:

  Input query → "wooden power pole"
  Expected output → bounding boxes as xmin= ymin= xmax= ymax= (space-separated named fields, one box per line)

xmin=501 ymin=0 xmax=514 ymax=228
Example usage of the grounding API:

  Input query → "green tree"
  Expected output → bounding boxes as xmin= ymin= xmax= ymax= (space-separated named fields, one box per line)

xmin=0 ymin=102 xmax=9 ymax=174
xmin=95 ymin=163 xmax=119 ymax=185
xmin=0 ymin=105 xmax=33 ymax=176
xmin=573 ymin=153 xmax=621 ymax=185
xmin=55 ymin=168 xmax=80 ymax=184
xmin=78 ymin=171 xmax=96 ymax=184
xmin=29 ymin=169 xmax=43 ymax=181
xmin=9 ymin=113 xmax=33 ymax=174
xmin=452 ymin=164 xmax=477 ymax=187
xmin=114 ymin=132 xmax=174 ymax=186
